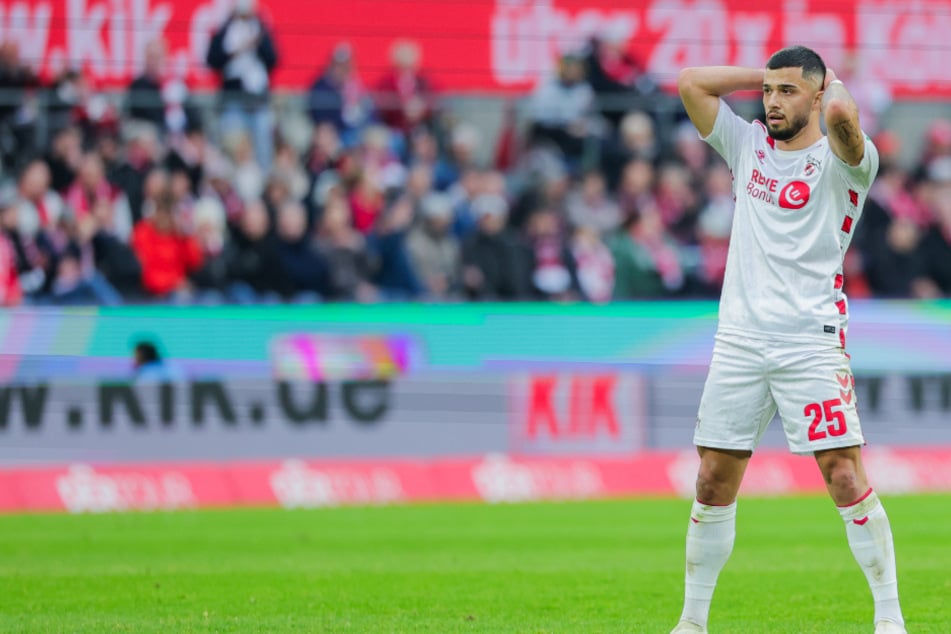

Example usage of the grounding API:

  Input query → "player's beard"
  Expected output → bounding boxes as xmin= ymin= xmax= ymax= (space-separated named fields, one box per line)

xmin=766 ymin=110 xmax=810 ymax=141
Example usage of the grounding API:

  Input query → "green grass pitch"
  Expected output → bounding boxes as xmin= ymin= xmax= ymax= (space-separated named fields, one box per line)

xmin=0 ymin=495 xmax=948 ymax=633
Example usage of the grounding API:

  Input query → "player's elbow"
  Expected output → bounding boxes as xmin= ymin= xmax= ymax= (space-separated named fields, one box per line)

xmin=823 ymin=99 xmax=857 ymax=127
xmin=678 ymin=67 xmax=701 ymax=97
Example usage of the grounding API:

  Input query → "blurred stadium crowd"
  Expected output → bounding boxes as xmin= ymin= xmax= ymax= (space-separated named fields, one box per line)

xmin=0 ymin=5 xmax=950 ymax=306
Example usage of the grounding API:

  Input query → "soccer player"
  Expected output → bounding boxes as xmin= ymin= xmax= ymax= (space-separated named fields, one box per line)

xmin=670 ymin=47 xmax=905 ymax=634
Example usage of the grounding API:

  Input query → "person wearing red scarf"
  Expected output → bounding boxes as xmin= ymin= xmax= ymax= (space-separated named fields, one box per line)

xmin=131 ymin=191 xmax=203 ymax=297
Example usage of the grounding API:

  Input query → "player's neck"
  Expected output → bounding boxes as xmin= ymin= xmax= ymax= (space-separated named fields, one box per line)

xmin=774 ymin=122 xmax=823 ymax=152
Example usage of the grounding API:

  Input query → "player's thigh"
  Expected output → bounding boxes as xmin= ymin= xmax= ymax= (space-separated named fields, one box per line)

xmin=771 ymin=346 xmax=864 ymax=455
xmin=695 ymin=337 xmax=777 ymax=452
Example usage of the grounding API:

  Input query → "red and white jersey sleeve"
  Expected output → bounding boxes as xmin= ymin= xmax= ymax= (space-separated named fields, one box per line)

xmin=702 ymin=99 xmax=879 ymax=346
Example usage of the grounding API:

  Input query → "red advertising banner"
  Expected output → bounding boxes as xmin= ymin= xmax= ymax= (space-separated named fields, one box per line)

xmin=1 ymin=447 xmax=950 ymax=513
xmin=0 ymin=0 xmax=947 ymax=97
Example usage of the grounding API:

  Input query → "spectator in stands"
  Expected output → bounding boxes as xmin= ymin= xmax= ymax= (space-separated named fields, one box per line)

xmin=274 ymin=199 xmax=329 ymax=301
xmin=406 ymin=192 xmax=460 ymax=299
xmin=0 ymin=193 xmax=24 ymax=305
xmin=367 ymin=196 xmax=422 ymax=299
xmin=309 ymin=43 xmax=374 ymax=147
xmin=565 ymin=170 xmax=622 ymax=235
xmin=603 ymin=111 xmax=659 ymax=189
xmin=263 ymin=171 xmax=295 ymax=224
xmin=608 ymin=208 xmax=685 ymax=299
xmin=655 ymin=163 xmax=700 ymax=244
xmin=461 ymin=193 xmax=530 ymax=300
xmin=219 ymin=132 xmax=262 ymax=204
xmin=0 ymin=240 xmax=21 ymax=306
xmin=227 ymin=198 xmax=284 ymax=301
xmin=65 ymin=153 xmax=133 ymax=239
xmin=305 ymin=121 xmax=344 ymax=180
xmin=206 ymin=0 xmax=279 ymax=168
xmin=510 ymin=149 xmax=570 ymax=231
xmin=127 ymin=38 xmax=167 ymax=130
xmin=583 ymin=28 xmax=658 ymax=130
xmin=110 ymin=123 xmax=159 ymax=224
xmin=138 ymin=167 xmax=169 ymax=219
xmin=403 ymin=163 xmax=436 ymax=215
xmin=169 ymin=167 xmax=198 ymax=232
xmin=127 ymin=38 xmax=195 ymax=137
xmin=913 ymin=119 xmax=951 ymax=183
xmin=39 ymin=212 xmax=122 ymax=306
xmin=89 ymin=191 xmax=142 ymax=299
xmin=14 ymin=159 xmax=66 ymax=239
xmin=862 ymin=216 xmax=932 ymax=298
xmin=433 ymin=122 xmax=480 ymax=190
xmin=165 ymin=124 xmax=208 ymax=196
xmin=313 ymin=190 xmax=375 ymax=301
xmin=617 ymin=158 xmax=657 ymax=219
xmin=0 ymin=41 xmax=39 ymax=172
xmin=131 ymin=190 xmax=203 ymax=300
xmin=45 ymin=126 xmax=83 ymax=193
xmin=693 ymin=163 xmax=734 ymax=294
xmin=376 ymin=40 xmax=434 ymax=137
xmin=203 ymin=155 xmax=244 ymax=225
xmin=446 ymin=168 xmax=483 ymax=238
xmin=854 ymin=164 xmax=915 ymax=265
xmin=357 ymin=124 xmax=406 ymax=192
xmin=350 ymin=169 xmax=387 ymax=235
xmin=272 ymin=141 xmax=310 ymax=203
xmin=570 ymin=226 xmax=614 ymax=303
xmin=524 ymin=208 xmax=579 ymax=301
xmin=671 ymin=120 xmax=711 ymax=185
xmin=919 ymin=167 xmax=951 ymax=295
xmin=188 ymin=197 xmax=232 ymax=301
xmin=407 ymin=127 xmax=445 ymax=186
xmin=528 ymin=50 xmax=597 ymax=164
xmin=69 ymin=73 xmax=120 ymax=149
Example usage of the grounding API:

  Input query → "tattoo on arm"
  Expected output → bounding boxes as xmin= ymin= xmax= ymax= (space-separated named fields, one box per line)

xmin=833 ymin=120 xmax=862 ymax=151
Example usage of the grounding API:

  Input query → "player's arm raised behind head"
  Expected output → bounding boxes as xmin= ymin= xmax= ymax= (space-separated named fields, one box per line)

xmin=678 ymin=66 xmax=764 ymax=137
xmin=822 ymin=68 xmax=865 ymax=166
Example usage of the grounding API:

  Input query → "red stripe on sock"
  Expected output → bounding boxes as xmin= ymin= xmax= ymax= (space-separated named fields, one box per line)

xmin=837 ymin=487 xmax=874 ymax=508
xmin=690 ymin=517 xmax=699 ymax=524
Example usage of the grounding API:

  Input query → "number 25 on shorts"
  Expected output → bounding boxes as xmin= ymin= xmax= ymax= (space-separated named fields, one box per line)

xmin=804 ymin=399 xmax=847 ymax=441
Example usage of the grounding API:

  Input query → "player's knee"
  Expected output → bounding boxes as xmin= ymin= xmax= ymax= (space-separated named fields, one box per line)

xmin=695 ymin=466 xmax=736 ymax=505
xmin=822 ymin=458 xmax=864 ymax=500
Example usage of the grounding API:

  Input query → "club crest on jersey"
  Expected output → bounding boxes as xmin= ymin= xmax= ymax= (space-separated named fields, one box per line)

xmin=756 ymin=149 xmax=766 ymax=165
xmin=804 ymin=154 xmax=822 ymax=176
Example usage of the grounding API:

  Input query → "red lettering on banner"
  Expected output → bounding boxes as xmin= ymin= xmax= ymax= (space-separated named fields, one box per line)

xmin=783 ymin=2 xmax=846 ymax=69
xmin=0 ymin=2 xmax=51 ymax=68
xmin=526 ymin=374 xmax=620 ymax=440
xmin=527 ymin=375 xmax=560 ymax=438
xmin=2 ymin=0 xmax=950 ymax=97
xmin=566 ymin=375 xmax=587 ymax=437
xmin=590 ymin=375 xmax=620 ymax=437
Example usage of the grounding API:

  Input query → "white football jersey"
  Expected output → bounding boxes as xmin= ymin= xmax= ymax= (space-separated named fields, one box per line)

xmin=703 ymin=99 xmax=879 ymax=346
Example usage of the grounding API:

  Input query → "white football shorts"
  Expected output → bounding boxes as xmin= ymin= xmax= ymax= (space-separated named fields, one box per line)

xmin=694 ymin=333 xmax=865 ymax=456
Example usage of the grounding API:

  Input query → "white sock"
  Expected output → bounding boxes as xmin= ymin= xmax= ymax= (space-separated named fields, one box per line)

xmin=679 ymin=499 xmax=736 ymax=628
xmin=837 ymin=489 xmax=903 ymax=627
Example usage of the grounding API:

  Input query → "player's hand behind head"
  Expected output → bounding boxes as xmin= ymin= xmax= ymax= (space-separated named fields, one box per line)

xmin=823 ymin=67 xmax=838 ymax=89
